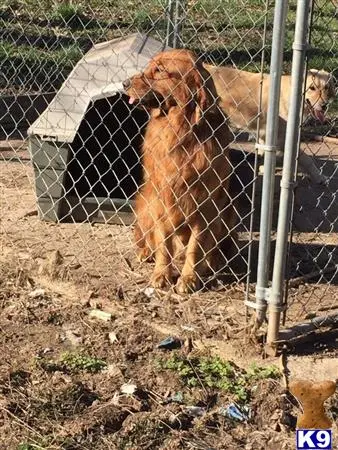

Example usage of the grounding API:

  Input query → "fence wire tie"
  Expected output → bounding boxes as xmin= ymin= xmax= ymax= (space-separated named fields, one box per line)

xmin=255 ymin=143 xmax=280 ymax=153
xmin=255 ymin=286 xmax=270 ymax=301
xmin=268 ymin=304 xmax=287 ymax=313
xmin=247 ymin=287 xmax=287 ymax=312
xmin=292 ymin=42 xmax=310 ymax=51
xmin=245 ymin=300 xmax=287 ymax=313
xmin=245 ymin=300 xmax=267 ymax=311
xmin=246 ymin=286 xmax=269 ymax=311
xmin=280 ymin=179 xmax=298 ymax=189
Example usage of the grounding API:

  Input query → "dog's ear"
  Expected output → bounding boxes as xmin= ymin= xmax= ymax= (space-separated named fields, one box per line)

xmin=308 ymin=68 xmax=318 ymax=77
xmin=190 ymin=66 xmax=211 ymax=124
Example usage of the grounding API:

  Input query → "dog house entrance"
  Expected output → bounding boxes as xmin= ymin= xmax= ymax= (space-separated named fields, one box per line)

xmin=30 ymin=93 xmax=148 ymax=224
xmin=65 ymin=93 xmax=148 ymax=223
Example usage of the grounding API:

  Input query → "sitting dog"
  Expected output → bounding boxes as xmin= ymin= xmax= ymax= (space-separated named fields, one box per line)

xmin=123 ymin=49 xmax=236 ymax=293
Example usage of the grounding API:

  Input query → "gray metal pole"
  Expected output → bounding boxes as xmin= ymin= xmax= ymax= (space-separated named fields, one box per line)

xmin=267 ymin=0 xmax=311 ymax=345
xmin=166 ymin=0 xmax=175 ymax=47
xmin=166 ymin=0 xmax=184 ymax=48
xmin=255 ymin=0 xmax=288 ymax=327
xmin=173 ymin=0 xmax=183 ymax=48
xmin=245 ymin=0 xmax=270 ymax=310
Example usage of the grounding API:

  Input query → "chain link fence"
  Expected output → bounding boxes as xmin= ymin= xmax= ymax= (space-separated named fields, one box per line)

xmin=280 ymin=0 xmax=338 ymax=338
xmin=0 ymin=0 xmax=337 ymax=344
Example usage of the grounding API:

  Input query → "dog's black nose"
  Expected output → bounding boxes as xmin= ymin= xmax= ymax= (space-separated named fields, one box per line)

xmin=122 ymin=78 xmax=131 ymax=90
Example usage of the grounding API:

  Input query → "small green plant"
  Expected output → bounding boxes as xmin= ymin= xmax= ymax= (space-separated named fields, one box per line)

xmin=0 ymin=42 xmax=82 ymax=68
xmin=37 ymin=351 xmax=107 ymax=373
xmin=134 ymin=9 xmax=153 ymax=31
xmin=59 ymin=352 xmax=107 ymax=373
xmin=18 ymin=444 xmax=44 ymax=450
xmin=246 ymin=362 xmax=281 ymax=380
xmin=51 ymin=3 xmax=85 ymax=22
xmin=157 ymin=355 xmax=280 ymax=403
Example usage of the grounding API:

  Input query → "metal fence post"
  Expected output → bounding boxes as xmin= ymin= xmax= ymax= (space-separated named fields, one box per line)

xmin=166 ymin=0 xmax=185 ymax=48
xmin=254 ymin=0 xmax=288 ymax=327
xmin=267 ymin=0 xmax=312 ymax=345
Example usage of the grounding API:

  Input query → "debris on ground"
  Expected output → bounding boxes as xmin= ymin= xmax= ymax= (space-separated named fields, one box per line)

xmin=157 ymin=336 xmax=182 ymax=350
xmin=120 ymin=383 xmax=138 ymax=395
xmin=162 ymin=391 xmax=184 ymax=404
xmin=28 ymin=288 xmax=46 ymax=298
xmin=88 ymin=309 xmax=112 ymax=321
xmin=185 ymin=406 xmax=207 ymax=417
xmin=108 ymin=331 xmax=119 ymax=344
xmin=219 ymin=403 xmax=252 ymax=422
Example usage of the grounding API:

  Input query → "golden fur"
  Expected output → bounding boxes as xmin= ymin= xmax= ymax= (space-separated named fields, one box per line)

xmin=124 ymin=49 xmax=234 ymax=293
xmin=204 ymin=64 xmax=336 ymax=184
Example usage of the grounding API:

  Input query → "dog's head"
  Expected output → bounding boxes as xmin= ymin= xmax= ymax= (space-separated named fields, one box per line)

xmin=123 ymin=49 xmax=213 ymax=123
xmin=304 ymin=69 xmax=336 ymax=123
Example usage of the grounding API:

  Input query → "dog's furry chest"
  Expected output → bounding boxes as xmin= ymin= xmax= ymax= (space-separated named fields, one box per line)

xmin=142 ymin=118 xmax=228 ymax=217
xmin=143 ymin=121 xmax=221 ymax=184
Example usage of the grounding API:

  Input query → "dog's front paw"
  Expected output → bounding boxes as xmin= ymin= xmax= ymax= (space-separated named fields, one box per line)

xmin=175 ymin=274 xmax=201 ymax=293
xmin=151 ymin=270 xmax=173 ymax=288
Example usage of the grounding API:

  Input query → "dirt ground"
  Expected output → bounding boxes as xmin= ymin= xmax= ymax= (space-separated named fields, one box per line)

xmin=1 ymin=152 xmax=337 ymax=449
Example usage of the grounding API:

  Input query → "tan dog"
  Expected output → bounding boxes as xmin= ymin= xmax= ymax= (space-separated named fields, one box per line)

xmin=123 ymin=49 xmax=235 ymax=293
xmin=204 ymin=64 xmax=336 ymax=184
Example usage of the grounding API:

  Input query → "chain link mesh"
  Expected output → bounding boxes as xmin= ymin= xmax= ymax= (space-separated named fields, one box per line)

xmin=0 ymin=0 xmax=337 ymax=332
xmin=284 ymin=0 xmax=338 ymax=327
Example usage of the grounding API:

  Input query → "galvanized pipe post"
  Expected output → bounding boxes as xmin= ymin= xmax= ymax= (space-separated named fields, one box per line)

xmin=166 ymin=0 xmax=184 ymax=48
xmin=267 ymin=0 xmax=312 ymax=345
xmin=254 ymin=0 xmax=288 ymax=327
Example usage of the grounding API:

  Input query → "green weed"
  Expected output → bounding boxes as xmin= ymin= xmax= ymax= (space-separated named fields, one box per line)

xmin=59 ymin=351 xmax=107 ymax=373
xmin=50 ymin=3 xmax=86 ymax=23
xmin=157 ymin=355 xmax=280 ymax=403
xmin=37 ymin=351 xmax=107 ymax=373
xmin=17 ymin=444 xmax=45 ymax=450
xmin=133 ymin=10 xmax=153 ymax=31
xmin=0 ymin=42 xmax=82 ymax=67
xmin=246 ymin=362 xmax=281 ymax=380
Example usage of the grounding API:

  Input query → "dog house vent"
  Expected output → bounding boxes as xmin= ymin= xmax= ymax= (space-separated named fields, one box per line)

xmin=28 ymin=33 xmax=169 ymax=224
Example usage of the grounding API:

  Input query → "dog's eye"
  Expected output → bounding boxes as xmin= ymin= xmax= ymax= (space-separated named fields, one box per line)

xmin=309 ymin=85 xmax=316 ymax=91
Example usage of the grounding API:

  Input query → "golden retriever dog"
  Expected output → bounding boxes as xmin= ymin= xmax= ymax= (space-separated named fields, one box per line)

xmin=123 ymin=49 xmax=235 ymax=293
xmin=204 ymin=64 xmax=336 ymax=184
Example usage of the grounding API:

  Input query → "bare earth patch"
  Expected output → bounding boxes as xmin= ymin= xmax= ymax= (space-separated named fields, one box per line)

xmin=0 ymin=160 xmax=337 ymax=449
